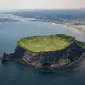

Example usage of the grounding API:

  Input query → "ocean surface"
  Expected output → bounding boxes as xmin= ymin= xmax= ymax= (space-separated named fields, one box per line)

xmin=0 ymin=13 xmax=85 ymax=85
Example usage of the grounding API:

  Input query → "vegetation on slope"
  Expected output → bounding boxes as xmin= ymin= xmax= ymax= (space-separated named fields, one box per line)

xmin=58 ymin=58 xmax=70 ymax=66
xmin=17 ymin=34 xmax=74 ymax=52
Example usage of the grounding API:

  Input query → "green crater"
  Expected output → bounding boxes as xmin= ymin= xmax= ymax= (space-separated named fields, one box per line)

xmin=17 ymin=34 xmax=75 ymax=52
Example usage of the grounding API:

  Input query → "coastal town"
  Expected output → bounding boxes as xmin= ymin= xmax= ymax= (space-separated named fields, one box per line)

xmin=12 ymin=9 xmax=85 ymax=33
xmin=30 ymin=16 xmax=85 ymax=33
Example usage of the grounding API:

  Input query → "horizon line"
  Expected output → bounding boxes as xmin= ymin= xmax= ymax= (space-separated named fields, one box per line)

xmin=0 ymin=8 xmax=85 ymax=12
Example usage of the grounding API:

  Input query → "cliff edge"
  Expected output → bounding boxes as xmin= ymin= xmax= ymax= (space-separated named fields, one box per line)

xmin=1 ymin=34 xmax=85 ymax=70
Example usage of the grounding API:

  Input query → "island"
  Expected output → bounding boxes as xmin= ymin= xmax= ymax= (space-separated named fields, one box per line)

xmin=1 ymin=34 xmax=85 ymax=70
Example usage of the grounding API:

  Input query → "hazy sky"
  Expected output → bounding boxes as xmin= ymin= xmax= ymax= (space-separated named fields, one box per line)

xmin=0 ymin=0 xmax=85 ymax=10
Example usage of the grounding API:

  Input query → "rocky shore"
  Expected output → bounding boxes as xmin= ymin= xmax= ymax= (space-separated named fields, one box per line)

xmin=0 ymin=41 xmax=85 ymax=70
xmin=29 ymin=19 xmax=85 ymax=33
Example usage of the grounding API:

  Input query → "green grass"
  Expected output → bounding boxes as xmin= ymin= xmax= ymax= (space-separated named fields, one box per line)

xmin=17 ymin=34 xmax=74 ymax=52
xmin=58 ymin=58 xmax=70 ymax=66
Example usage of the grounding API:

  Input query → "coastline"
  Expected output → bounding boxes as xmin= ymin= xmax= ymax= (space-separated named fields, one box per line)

xmin=1 ymin=36 xmax=85 ymax=70
xmin=27 ymin=19 xmax=85 ymax=33
xmin=18 ymin=54 xmax=85 ymax=70
xmin=1 ymin=17 xmax=84 ymax=33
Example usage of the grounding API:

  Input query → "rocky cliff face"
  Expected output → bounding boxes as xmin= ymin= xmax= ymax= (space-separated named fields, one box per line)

xmin=21 ymin=42 xmax=85 ymax=68
xmin=1 ymin=41 xmax=85 ymax=69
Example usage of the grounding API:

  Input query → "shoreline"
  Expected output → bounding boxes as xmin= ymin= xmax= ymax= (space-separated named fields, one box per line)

xmin=0 ymin=17 xmax=84 ymax=33
xmin=27 ymin=19 xmax=85 ymax=33
xmin=18 ymin=55 xmax=85 ymax=70
xmin=1 ymin=37 xmax=85 ymax=70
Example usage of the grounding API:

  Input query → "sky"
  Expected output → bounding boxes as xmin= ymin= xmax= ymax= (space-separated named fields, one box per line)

xmin=0 ymin=0 xmax=85 ymax=10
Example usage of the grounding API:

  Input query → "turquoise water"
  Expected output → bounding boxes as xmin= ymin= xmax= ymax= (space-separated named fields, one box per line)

xmin=0 ymin=14 xmax=85 ymax=85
